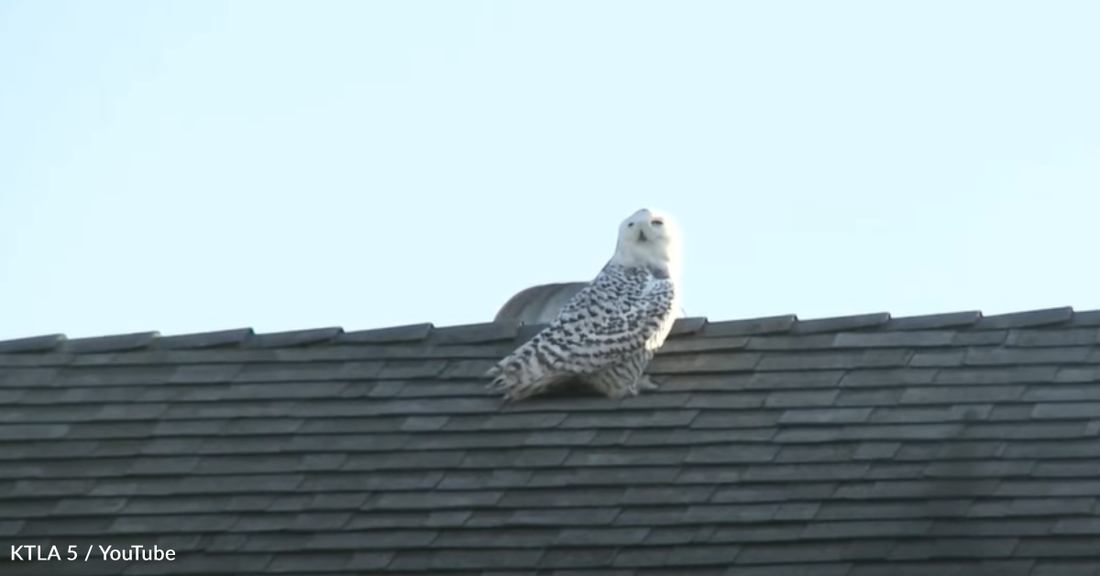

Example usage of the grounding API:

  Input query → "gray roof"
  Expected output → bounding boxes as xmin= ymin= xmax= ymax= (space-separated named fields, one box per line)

xmin=3 ymin=306 xmax=1100 ymax=575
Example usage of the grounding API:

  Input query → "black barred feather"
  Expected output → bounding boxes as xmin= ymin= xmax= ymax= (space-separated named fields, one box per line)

xmin=486 ymin=263 xmax=678 ymax=402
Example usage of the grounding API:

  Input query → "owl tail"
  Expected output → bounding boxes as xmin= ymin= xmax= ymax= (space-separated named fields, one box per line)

xmin=485 ymin=356 xmax=563 ymax=402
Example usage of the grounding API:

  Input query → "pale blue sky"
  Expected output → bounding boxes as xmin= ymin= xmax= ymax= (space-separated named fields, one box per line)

xmin=1 ymin=1 xmax=1098 ymax=340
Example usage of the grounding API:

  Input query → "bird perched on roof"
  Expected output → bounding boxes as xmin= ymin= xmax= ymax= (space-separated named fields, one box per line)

xmin=486 ymin=208 xmax=682 ymax=402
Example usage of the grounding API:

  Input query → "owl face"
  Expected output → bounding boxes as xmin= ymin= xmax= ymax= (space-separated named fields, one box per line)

xmin=614 ymin=207 xmax=681 ymax=278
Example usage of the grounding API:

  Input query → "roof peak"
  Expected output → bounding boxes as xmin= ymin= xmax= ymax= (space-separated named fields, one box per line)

xmin=1 ymin=306 xmax=1096 ymax=356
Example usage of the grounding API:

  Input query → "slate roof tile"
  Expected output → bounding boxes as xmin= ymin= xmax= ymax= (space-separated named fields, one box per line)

xmin=953 ymin=330 xmax=1010 ymax=346
xmin=765 ymin=389 xmax=838 ymax=407
xmin=648 ymin=352 xmax=761 ymax=373
xmin=669 ymin=316 xmax=708 ymax=336
xmin=1008 ymin=328 xmax=1100 ymax=347
xmin=834 ymin=330 xmax=956 ymax=348
xmin=899 ymin=385 xmax=1025 ymax=404
xmin=1031 ymin=461 xmax=1100 ymax=478
xmin=1068 ymin=310 xmax=1100 ymax=327
xmin=838 ymin=368 xmax=938 ymax=388
xmin=848 ymin=560 xmax=1034 ymax=576
xmin=431 ymin=321 xmax=520 ymax=344
xmin=756 ymin=350 xmax=913 ymax=371
xmin=505 ymin=507 xmax=620 ymax=526
xmin=437 ymin=469 xmax=533 ymax=490
xmin=965 ymin=346 xmax=1092 ymax=366
xmin=743 ymin=334 xmax=838 ymax=351
xmin=0 ymin=333 xmax=66 ymax=353
xmin=664 ymin=544 xmax=742 ymax=565
xmin=337 ymin=323 xmax=433 ymax=344
xmin=934 ymin=366 xmax=1061 ymax=385
xmin=63 ymin=332 xmax=160 ymax=354
xmin=529 ymin=466 xmax=681 ymax=488
xmin=660 ymin=335 xmax=749 ymax=353
xmin=973 ymin=307 xmax=1075 ymax=329
xmin=691 ymin=410 xmax=781 ymax=429
xmin=968 ymin=497 xmax=1097 ymax=517
xmin=53 ymin=365 xmax=179 ymax=387
xmin=700 ymin=315 xmax=797 ymax=337
xmin=725 ymin=564 xmax=854 ymax=576
xmin=560 ymin=409 xmax=701 ymax=429
xmin=247 ymin=327 xmax=343 ymax=348
xmin=168 ymin=363 xmax=246 ymax=383
xmin=1052 ymin=367 xmax=1100 ymax=384
xmin=396 ymin=546 xmax=549 ymax=570
xmin=789 ymin=312 xmax=891 ymax=334
xmin=538 ymin=546 xmax=620 ymax=569
xmin=4 ymin=307 xmax=1100 ymax=575
xmin=156 ymin=328 xmax=254 ymax=349
xmin=851 ymin=442 xmax=901 ymax=460
xmin=1030 ymin=561 xmax=1100 ymax=576
xmin=908 ymin=350 xmax=967 ymax=367
xmin=1051 ymin=517 xmax=1100 ymax=534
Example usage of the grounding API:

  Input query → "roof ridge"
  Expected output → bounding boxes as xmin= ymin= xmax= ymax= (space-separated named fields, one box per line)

xmin=1 ymin=306 xmax=1096 ymax=355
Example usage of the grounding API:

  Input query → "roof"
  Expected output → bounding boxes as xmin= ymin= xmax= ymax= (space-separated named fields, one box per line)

xmin=3 ymin=305 xmax=1100 ymax=576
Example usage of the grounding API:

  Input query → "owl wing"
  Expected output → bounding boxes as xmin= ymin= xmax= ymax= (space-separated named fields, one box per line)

xmin=520 ymin=265 xmax=678 ymax=375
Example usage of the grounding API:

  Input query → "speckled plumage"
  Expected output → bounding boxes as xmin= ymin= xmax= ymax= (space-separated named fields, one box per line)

xmin=486 ymin=208 xmax=682 ymax=402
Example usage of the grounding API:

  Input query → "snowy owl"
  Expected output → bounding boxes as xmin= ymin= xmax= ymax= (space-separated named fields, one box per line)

xmin=486 ymin=207 xmax=682 ymax=402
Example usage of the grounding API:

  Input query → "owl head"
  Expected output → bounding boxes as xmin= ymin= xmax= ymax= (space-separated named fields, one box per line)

xmin=612 ymin=208 xmax=681 ymax=280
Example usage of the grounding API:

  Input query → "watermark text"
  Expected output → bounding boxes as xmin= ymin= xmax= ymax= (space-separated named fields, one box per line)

xmin=11 ymin=545 xmax=176 ymax=562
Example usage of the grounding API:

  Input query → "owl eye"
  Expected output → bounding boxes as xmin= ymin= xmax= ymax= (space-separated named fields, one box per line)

xmin=628 ymin=222 xmax=635 ymax=227
xmin=651 ymin=219 xmax=664 ymax=226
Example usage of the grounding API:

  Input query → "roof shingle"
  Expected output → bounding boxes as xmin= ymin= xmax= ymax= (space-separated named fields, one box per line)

xmin=3 ymin=308 xmax=1100 ymax=575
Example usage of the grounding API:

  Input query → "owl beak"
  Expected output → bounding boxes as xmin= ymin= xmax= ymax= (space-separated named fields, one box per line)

xmin=637 ymin=230 xmax=648 ymax=242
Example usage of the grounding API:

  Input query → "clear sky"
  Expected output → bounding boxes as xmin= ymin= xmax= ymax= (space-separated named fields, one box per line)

xmin=1 ymin=1 xmax=1098 ymax=341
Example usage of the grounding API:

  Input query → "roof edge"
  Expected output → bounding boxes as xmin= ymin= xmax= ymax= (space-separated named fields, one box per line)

xmin=1 ymin=306 xmax=1097 ymax=355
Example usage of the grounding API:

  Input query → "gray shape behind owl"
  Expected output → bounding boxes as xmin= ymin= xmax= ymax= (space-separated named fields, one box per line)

xmin=495 ymin=282 xmax=685 ymax=324
xmin=494 ymin=282 xmax=589 ymax=324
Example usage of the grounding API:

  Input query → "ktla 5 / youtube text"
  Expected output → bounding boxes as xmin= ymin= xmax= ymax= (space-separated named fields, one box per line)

xmin=11 ymin=544 xmax=176 ymax=562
